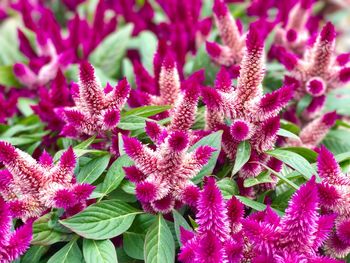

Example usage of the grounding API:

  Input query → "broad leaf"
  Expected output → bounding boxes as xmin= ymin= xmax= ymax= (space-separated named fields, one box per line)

xmin=123 ymin=232 xmax=145 ymax=260
xmin=231 ymin=141 xmax=251 ymax=176
xmin=217 ymin=178 xmax=239 ymax=199
xmin=277 ymin=128 xmax=300 ymax=141
xmin=122 ymin=105 xmax=171 ymax=118
xmin=48 ymin=239 xmax=83 ymax=263
xmin=144 ymin=214 xmax=175 ymax=263
xmin=244 ymin=171 xmax=274 ymax=188
xmin=77 ymin=154 xmax=111 ymax=184
xmin=83 ymin=239 xmax=118 ymax=263
xmin=236 ymin=196 xmax=284 ymax=216
xmin=60 ymin=200 xmax=143 ymax=240
xmin=172 ymin=210 xmax=192 ymax=246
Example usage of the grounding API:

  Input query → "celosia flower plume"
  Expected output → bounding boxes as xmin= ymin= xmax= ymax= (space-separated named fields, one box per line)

xmin=205 ymin=0 xmax=245 ymax=67
xmin=0 ymin=197 xmax=32 ymax=262
xmin=202 ymin=26 xmax=293 ymax=178
xmin=178 ymin=177 xmax=244 ymax=262
xmin=56 ymin=61 xmax=130 ymax=138
xmin=0 ymin=142 xmax=94 ymax=221
xmin=277 ymin=22 xmax=350 ymax=119
xmin=316 ymin=146 xmax=350 ymax=258
xmin=243 ymin=177 xmax=339 ymax=262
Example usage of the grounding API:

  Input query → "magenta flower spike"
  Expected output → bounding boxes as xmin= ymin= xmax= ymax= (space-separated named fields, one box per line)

xmin=178 ymin=177 xmax=244 ymax=263
xmin=273 ymin=0 xmax=316 ymax=56
xmin=202 ymin=26 xmax=293 ymax=178
xmin=316 ymin=146 xmax=350 ymax=258
xmin=243 ymin=177 xmax=339 ymax=262
xmin=0 ymin=142 xmax=94 ymax=221
xmin=277 ymin=22 xmax=350 ymax=119
xmin=123 ymin=129 xmax=215 ymax=213
xmin=286 ymin=111 xmax=338 ymax=148
xmin=56 ymin=61 xmax=130 ymax=138
xmin=0 ymin=197 xmax=32 ymax=262
xmin=205 ymin=0 xmax=245 ymax=67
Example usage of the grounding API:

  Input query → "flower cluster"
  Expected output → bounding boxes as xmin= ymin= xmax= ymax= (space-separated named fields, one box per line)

xmin=202 ymin=26 xmax=293 ymax=178
xmin=179 ymin=177 xmax=244 ymax=262
xmin=317 ymin=146 xmax=350 ymax=258
xmin=244 ymin=177 xmax=339 ymax=262
xmin=277 ymin=22 xmax=350 ymax=119
xmin=0 ymin=197 xmax=32 ymax=263
xmin=205 ymin=0 xmax=245 ymax=67
xmin=271 ymin=0 xmax=316 ymax=56
xmin=0 ymin=142 xmax=94 ymax=221
xmin=56 ymin=61 xmax=130 ymax=138
xmin=123 ymin=83 xmax=214 ymax=213
xmin=286 ymin=111 xmax=338 ymax=149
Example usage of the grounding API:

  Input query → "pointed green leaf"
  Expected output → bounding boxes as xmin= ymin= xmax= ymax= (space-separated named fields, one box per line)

xmin=83 ymin=239 xmax=118 ymax=263
xmin=48 ymin=239 xmax=83 ymax=263
xmin=172 ymin=210 xmax=192 ymax=246
xmin=77 ymin=154 xmax=111 ymax=184
xmin=232 ymin=141 xmax=251 ymax=176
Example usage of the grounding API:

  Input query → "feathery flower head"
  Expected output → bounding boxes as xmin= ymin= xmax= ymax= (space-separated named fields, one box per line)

xmin=277 ymin=22 xmax=350 ymax=119
xmin=243 ymin=177 xmax=337 ymax=262
xmin=178 ymin=177 xmax=244 ymax=262
xmin=0 ymin=142 xmax=94 ymax=221
xmin=286 ymin=111 xmax=338 ymax=148
xmin=123 ymin=127 xmax=215 ymax=213
xmin=272 ymin=0 xmax=316 ymax=56
xmin=0 ymin=197 xmax=32 ymax=262
xmin=205 ymin=0 xmax=245 ymax=67
xmin=316 ymin=146 xmax=350 ymax=258
xmin=56 ymin=61 xmax=130 ymax=138
xmin=202 ymin=26 xmax=293 ymax=178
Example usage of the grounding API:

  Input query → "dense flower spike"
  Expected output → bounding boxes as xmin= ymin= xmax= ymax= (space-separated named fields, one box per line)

xmin=0 ymin=142 xmax=94 ymax=221
xmin=202 ymin=26 xmax=293 ymax=178
xmin=56 ymin=61 xmax=130 ymax=138
xmin=0 ymin=197 xmax=32 ymax=262
xmin=179 ymin=177 xmax=244 ymax=262
xmin=286 ymin=111 xmax=338 ymax=148
xmin=243 ymin=177 xmax=339 ymax=262
xmin=316 ymin=146 xmax=350 ymax=258
xmin=206 ymin=0 xmax=245 ymax=67
xmin=277 ymin=22 xmax=350 ymax=118
xmin=272 ymin=0 xmax=316 ymax=56
xmin=123 ymin=129 xmax=215 ymax=213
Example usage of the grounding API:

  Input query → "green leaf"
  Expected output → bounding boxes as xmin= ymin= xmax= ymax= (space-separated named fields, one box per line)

xmin=123 ymin=232 xmax=145 ymax=260
xmin=280 ymin=147 xmax=317 ymax=163
xmin=90 ymin=24 xmax=133 ymax=77
xmin=191 ymin=131 xmax=222 ymax=183
xmin=172 ymin=210 xmax=192 ymax=246
xmin=236 ymin=196 xmax=284 ymax=216
xmin=32 ymin=214 xmax=73 ymax=245
xmin=244 ymin=171 xmax=274 ymax=188
xmin=137 ymin=31 xmax=158 ymax=73
xmin=191 ymin=45 xmax=219 ymax=85
xmin=267 ymin=148 xmax=317 ymax=180
xmin=83 ymin=239 xmax=118 ymax=263
xmin=323 ymin=129 xmax=350 ymax=155
xmin=277 ymin=128 xmax=300 ymax=141
xmin=48 ymin=239 xmax=83 ymax=263
xmin=217 ymin=177 xmax=239 ymax=199
xmin=17 ymin=98 xmax=36 ymax=116
xmin=280 ymin=120 xmax=300 ymax=135
xmin=77 ymin=154 xmax=111 ymax=184
xmin=0 ymin=65 xmax=21 ymax=87
xmin=75 ymin=136 xmax=96 ymax=149
xmin=122 ymin=105 xmax=171 ymax=118
xmin=60 ymin=200 xmax=143 ymax=240
xmin=0 ymin=137 xmax=39 ymax=146
xmin=118 ymin=116 xmax=149 ymax=130
xmin=21 ymin=246 xmax=48 ymax=263
xmin=144 ymin=214 xmax=175 ymax=263
xmin=231 ymin=141 xmax=251 ymax=176
xmin=95 ymin=155 xmax=134 ymax=199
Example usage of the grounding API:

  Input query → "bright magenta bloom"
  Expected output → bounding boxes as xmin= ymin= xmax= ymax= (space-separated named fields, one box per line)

xmin=0 ymin=142 xmax=94 ymax=221
xmin=56 ymin=61 xmax=130 ymax=138
xmin=317 ymin=146 xmax=350 ymax=258
xmin=0 ymin=197 xmax=32 ymax=262
xmin=178 ymin=177 xmax=244 ymax=263
xmin=202 ymin=26 xmax=293 ymax=178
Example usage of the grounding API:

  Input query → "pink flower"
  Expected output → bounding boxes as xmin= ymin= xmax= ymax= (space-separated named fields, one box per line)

xmin=202 ymin=26 xmax=293 ymax=178
xmin=178 ymin=177 xmax=244 ymax=263
xmin=0 ymin=197 xmax=32 ymax=262
xmin=0 ymin=142 xmax=94 ymax=221
xmin=277 ymin=22 xmax=350 ymax=119
xmin=316 ymin=146 xmax=350 ymax=258
xmin=56 ymin=61 xmax=130 ymax=138
xmin=243 ymin=177 xmax=338 ymax=262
